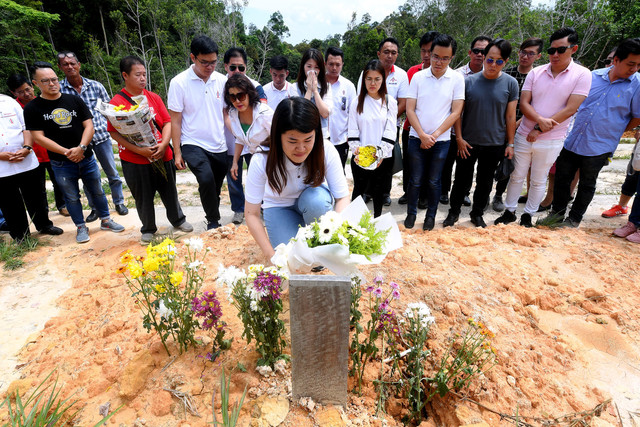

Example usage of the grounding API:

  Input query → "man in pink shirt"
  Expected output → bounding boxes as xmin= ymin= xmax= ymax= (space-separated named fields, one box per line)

xmin=496 ymin=27 xmax=591 ymax=227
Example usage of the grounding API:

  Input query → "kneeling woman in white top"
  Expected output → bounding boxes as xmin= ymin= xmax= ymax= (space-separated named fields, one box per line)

xmin=348 ymin=59 xmax=398 ymax=217
xmin=245 ymin=97 xmax=350 ymax=258
xmin=224 ymin=74 xmax=274 ymax=181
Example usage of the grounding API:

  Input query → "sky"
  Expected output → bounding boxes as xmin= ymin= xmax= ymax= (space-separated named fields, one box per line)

xmin=243 ymin=0 xmax=406 ymax=44
xmin=243 ymin=0 xmax=555 ymax=45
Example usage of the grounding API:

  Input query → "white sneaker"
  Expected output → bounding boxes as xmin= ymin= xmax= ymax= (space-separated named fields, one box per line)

xmin=232 ymin=212 xmax=244 ymax=224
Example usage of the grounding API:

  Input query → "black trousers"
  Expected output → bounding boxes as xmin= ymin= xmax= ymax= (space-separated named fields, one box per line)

xmin=334 ymin=142 xmax=349 ymax=171
xmin=552 ymin=148 xmax=610 ymax=223
xmin=181 ymin=145 xmax=227 ymax=224
xmin=449 ymin=145 xmax=504 ymax=217
xmin=0 ymin=167 xmax=53 ymax=241
xmin=351 ymin=157 xmax=393 ymax=217
xmin=36 ymin=161 xmax=66 ymax=211
xmin=122 ymin=159 xmax=187 ymax=234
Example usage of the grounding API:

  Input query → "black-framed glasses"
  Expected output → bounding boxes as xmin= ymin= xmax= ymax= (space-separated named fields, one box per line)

xmin=228 ymin=92 xmax=247 ymax=102
xmin=196 ymin=57 xmax=217 ymax=67
xmin=431 ymin=54 xmax=452 ymax=63
xmin=229 ymin=64 xmax=246 ymax=72
xmin=519 ymin=50 xmax=538 ymax=58
xmin=39 ymin=77 xmax=59 ymax=84
xmin=471 ymin=48 xmax=484 ymax=55
xmin=547 ymin=45 xmax=574 ymax=55
xmin=485 ymin=58 xmax=506 ymax=65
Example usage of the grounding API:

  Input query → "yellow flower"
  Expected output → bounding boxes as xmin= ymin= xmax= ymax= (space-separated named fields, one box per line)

xmin=169 ymin=271 xmax=183 ymax=286
xmin=128 ymin=262 xmax=143 ymax=279
xmin=155 ymin=283 xmax=167 ymax=293
xmin=120 ymin=250 xmax=133 ymax=264
xmin=116 ymin=265 xmax=127 ymax=274
xmin=356 ymin=146 xmax=377 ymax=167
xmin=143 ymin=256 xmax=160 ymax=272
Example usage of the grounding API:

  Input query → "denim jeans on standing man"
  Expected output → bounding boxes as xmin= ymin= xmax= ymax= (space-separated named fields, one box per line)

xmin=406 ymin=137 xmax=450 ymax=218
xmin=226 ymin=153 xmax=252 ymax=213
xmin=84 ymin=139 xmax=124 ymax=209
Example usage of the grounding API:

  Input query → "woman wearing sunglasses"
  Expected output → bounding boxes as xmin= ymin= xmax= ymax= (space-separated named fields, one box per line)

xmin=348 ymin=60 xmax=398 ymax=218
xmin=223 ymin=74 xmax=274 ymax=183
xmin=443 ymin=39 xmax=519 ymax=229
xmin=244 ymin=97 xmax=349 ymax=259
xmin=295 ymin=48 xmax=333 ymax=139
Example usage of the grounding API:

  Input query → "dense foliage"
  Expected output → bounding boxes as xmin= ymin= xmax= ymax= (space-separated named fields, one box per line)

xmin=1 ymin=0 xmax=635 ymax=97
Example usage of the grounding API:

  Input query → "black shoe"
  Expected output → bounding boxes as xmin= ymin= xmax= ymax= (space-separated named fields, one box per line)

xmin=494 ymin=210 xmax=517 ymax=225
xmin=418 ymin=199 xmax=428 ymax=210
xmin=470 ymin=215 xmax=487 ymax=228
xmin=207 ymin=221 xmax=221 ymax=230
xmin=462 ymin=196 xmax=471 ymax=206
xmin=443 ymin=212 xmax=459 ymax=227
xmin=0 ymin=223 xmax=10 ymax=233
xmin=39 ymin=225 xmax=64 ymax=236
xmin=518 ymin=195 xmax=528 ymax=204
xmin=520 ymin=213 xmax=533 ymax=228
xmin=423 ymin=216 xmax=435 ymax=231
xmin=115 ymin=204 xmax=129 ymax=215
xmin=439 ymin=194 xmax=449 ymax=205
xmin=537 ymin=204 xmax=551 ymax=212
xmin=383 ymin=195 xmax=391 ymax=206
xmin=404 ymin=214 xmax=416 ymax=229
xmin=86 ymin=210 xmax=99 ymax=223
xmin=492 ymin=195 xmax=505 ymax=212
xmin=398 ymin=194 xmax=408 ymax=205
xmin=363 ymin=194 xmax=371 ymax=203
xmin=560 ymin=217 xmax=580 ymax=228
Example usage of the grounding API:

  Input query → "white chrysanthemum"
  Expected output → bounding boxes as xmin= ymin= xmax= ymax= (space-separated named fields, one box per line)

xmin=187 ymin=260 xmax=203 ymax=270
xmin=157 ymin=300 xmax=173 ymax=319
xmin=250 ymin=300 xmax=258 ymax=311
xmin=184 ymin=237 xmax=204 ymax=252
xmin=216 ymin=264 xmax=247 ymax=297
xmin=338 ymin=234 xmax=349 ymax=246
xmin=404 ymin=302 xmax=435 ymax=327
xmin=248 ymin=264 xmax=264 ymax=273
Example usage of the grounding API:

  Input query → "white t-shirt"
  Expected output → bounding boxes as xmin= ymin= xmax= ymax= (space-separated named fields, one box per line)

xmin=347 ymin=95 xmax=398 ymax=159
xmin=245 ymin=139 xmax=349 ymax=209
xmin=357 ymin=65 xmax=409 ymax=126
xmin=407 ymin=67 xmax=465 ymax=141
xmin=264 ymin=81 xmax=297 ymax=111
xmin=0 ymin=95 xmax=38 ymax=178
xmin=167 ymin=65 xmax=227 ymax=153
xmin=328 ymin=76 xmax=357 ymax=145
xmin=294 ymin=83 xmax=333 ymax=140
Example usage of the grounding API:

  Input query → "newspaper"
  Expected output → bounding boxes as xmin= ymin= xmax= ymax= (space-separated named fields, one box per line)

xmin=95 ymin=95 xmax=157 ymax=148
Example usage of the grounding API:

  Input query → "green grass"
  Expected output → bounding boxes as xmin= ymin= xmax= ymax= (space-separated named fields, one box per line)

xmin=0 ymin=235 xmax=40 ymax=270
xmin=613 ymin=153 xmax=632 ymax=160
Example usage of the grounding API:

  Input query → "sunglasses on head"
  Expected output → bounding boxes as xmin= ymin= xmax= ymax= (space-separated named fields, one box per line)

xmin=228 ymin=92 xmax=247 ymax=102
xmin=229 ymin=64 xmax=246 ymax=72
xmin=485 ymin=58 xmax=505 ymax=65
xmin=471 ymin=48 xmax=484 ymax=55
xmin=547 ymin=45 xmax=574 ymax=55
xmin=57 ymin=52 xmax=76 ymax=59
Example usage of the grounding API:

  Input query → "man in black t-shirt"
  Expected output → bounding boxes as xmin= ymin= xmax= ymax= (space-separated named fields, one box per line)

xmin=24 ymin=62 xmax=124 ymax=243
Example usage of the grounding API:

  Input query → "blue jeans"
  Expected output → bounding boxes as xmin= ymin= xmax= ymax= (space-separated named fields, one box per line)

xmin=85 ymin=139 xmax=124 ymax=208
xmin=263 ymin=186 xmax=333 ymax=247
xmin=51 ymin=156 xmax=111 ymax=226
xmin=0 ymin=208 xmax=5 ymax=227
xmin=226 ymin=154 xmax=251 ymax=213
xmin=406 ymin=137 xmax=450 ymax=217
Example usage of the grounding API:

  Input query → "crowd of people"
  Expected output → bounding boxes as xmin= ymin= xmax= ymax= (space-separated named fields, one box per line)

xmin=1 ymin=27 xmax=638 ymax=252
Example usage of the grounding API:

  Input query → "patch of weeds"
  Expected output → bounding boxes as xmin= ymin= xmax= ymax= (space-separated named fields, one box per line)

xmin=0 ymin=235 xmax=40 ymax=270
xmin=535 ymin=212 xmax=564 ymax=228
xmin=613 ymin=153 xmax=631 ymax=160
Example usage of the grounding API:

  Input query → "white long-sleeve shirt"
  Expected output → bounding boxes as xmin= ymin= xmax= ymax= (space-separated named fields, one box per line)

xmin=347 ymin=94 xmax=398 ymax=159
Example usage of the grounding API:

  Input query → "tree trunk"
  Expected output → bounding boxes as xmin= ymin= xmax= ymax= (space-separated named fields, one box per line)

xmin=99 ymin=6 xmax=111 ymax=56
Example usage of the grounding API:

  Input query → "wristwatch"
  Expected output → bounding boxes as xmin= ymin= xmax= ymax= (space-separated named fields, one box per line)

xmin=533 ymin=124 xmax=541 ymax=131
xmin=22 ymin=145 xmax=33 ymax=151
xmin=78 ymin=144 xmax=88 ymax=152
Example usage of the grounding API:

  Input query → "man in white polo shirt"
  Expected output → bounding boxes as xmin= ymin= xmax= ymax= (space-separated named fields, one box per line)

xmin=264 ymin=55 xmax=297 ymax=111
xmin=357 ymin=37 xmax=409 ymax=206
xmin=168 ymin=35 xmax=228 ymax=230
xmin=325 ymin=47 xmax=357 ymax=169
xmin=404 ymin=34 xmax=465 ymax=231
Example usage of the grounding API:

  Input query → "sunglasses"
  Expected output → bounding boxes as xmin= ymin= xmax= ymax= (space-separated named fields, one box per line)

xmin=471 ymin=48 xmax=484 ymax=55
xmin=485 ymin=58 xmax=506 ymax=65
xmin=228 ymin=92 xmax=247 ymax=103
xmin=57 ymin=52 xmax=76 ymax=59
xmin=604 ymin=59 xmax=613 ymax=66
xmin=546 ymin=45 xmax=574 ymax=55
xmin=229 ymin=64 xmax=246 ymax=72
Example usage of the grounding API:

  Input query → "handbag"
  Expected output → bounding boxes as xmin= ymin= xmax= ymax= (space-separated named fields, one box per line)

xmin=495 ymin=156 xmax=514 ymax=181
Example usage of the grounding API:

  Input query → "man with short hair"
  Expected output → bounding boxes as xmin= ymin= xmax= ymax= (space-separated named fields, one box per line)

xmin=24 ymin=62 xmax=124 ymax=243
xmin=264 ymin=55 xmax=297 ymax=111
xmin=222 ymin=47 xmax=267 ymax=225
xmin=404 ymin=34 xmax=465 ymax=230
xmin=57 ymin=51 xmax=128 ymax=221
xmin=325 ymin=46 xmax=357 ymax=169
xmin=168 ymin=35 xmax=228 ymax=230
xmin=495 ymin=27 xmax=592 ymax=227
xmin=441 ymin=36 xmax=492 ymax=206
xmin=491 ymin=37 xmax=544 ymax=211
xmin=552 ymin=38 xmax=640 ymax=229
xmin=7 ymin=73 xmax=67 ymax=217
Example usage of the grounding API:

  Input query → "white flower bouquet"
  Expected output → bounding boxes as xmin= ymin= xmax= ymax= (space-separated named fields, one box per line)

xmin=271 ymin=197 xmax=402 ymax=275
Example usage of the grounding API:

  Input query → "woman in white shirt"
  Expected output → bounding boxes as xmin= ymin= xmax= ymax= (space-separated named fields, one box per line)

xmin=348 ymin=60 xmax=398 ymax=217
xmin=245 ymin=97 xmax=350 ymax=258
xmin=295 ymin=48 xmax=333 ymax=139
xmin=224 ymin=74 xmax=274 ymax=181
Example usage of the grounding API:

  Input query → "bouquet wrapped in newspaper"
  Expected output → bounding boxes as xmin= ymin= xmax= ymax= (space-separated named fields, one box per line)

xmin=271 ymin=197 xmax=402 ymax=275
xmin=96 ymin=96 xmax=167 ymax=178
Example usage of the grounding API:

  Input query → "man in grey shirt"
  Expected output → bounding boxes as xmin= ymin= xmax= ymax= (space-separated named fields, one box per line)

xmin=443 ymin=39 xmax=519 ymax=228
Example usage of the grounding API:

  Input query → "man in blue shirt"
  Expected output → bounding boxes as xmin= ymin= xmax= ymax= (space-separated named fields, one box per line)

xmin=551 ymin=38 xmax=640 ymax=227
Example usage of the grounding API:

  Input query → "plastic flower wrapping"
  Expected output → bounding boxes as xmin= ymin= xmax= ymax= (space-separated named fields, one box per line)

xmin=354 ymin=145 xmax=383 ymax=170
xmin=271 ymin=197 xmax=402 ymax=275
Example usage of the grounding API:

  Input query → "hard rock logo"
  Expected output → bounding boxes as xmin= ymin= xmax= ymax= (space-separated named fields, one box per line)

xmin=43 ymin=108 xmax=77 ymax=125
